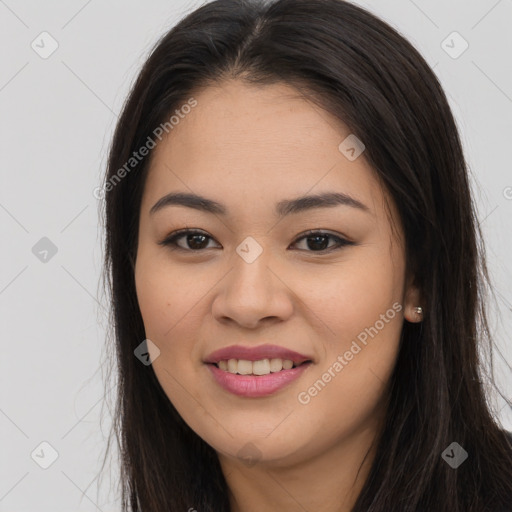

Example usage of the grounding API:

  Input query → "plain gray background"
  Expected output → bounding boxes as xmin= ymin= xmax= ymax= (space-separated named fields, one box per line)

xmin=1 ymin=0 xmax=511 ymax=510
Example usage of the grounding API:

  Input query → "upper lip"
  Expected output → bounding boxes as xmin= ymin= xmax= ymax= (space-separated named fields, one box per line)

xmin=204 ymin=344 xmax=313 ymax=365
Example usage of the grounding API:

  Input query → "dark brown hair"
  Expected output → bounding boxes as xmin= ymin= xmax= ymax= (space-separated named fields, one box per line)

xmin=100 ymin=0 xmax=512 ymax=510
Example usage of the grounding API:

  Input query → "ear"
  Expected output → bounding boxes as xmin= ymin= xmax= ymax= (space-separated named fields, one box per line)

xmin=403 ymin=275 xmax=423 ymax=323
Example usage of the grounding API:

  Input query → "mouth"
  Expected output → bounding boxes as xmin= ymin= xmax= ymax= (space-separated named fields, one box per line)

xmin=203 ymin=344 xmax=314 ymax=396
xmin=205 ymin=359 xmax=313 ymax=397
xmin=207 ymin=358 xmax=312 ymax=376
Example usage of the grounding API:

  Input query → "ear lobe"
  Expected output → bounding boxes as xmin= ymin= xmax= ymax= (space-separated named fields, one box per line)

xmin=404 ymin=279 xmax=423 ymax=323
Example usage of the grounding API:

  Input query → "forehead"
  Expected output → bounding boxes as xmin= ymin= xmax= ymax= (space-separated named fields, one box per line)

xmin=153 ymin=80 xmax=348 ymax=164
xmin=143 ymin=80 xmax=383 ymax=216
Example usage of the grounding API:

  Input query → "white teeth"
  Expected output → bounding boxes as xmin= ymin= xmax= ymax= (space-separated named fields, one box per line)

xmin=217 ymin=358 xmax=298 ymax=375
xmin=269 ymin=358 xmax=284 ymax=372
xmin=282 ymin=359 xmax=293 ymax=370
xmin=252 ymin=359 xmax=270 ymax=375
xmin=237 ymin=359 xmax=253 ymax=375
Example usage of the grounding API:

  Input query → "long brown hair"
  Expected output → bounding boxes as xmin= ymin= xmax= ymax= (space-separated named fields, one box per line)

xmin=99 ymin=0 xmax=512 ymax=510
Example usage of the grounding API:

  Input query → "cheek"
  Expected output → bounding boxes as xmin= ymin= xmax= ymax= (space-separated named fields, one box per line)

xmin=134 ymin=258 xmax=206 ymax=414
xmin=301 ymin=251 xmax=403 ymax=340
xmin=135 ymin=267 xmax=170 ymax=339
xmin=296 ymin=249 xmax=404 ymax=413
xmin=135 ymin=253 xmax=202 ymax=340
xmin=134 ymin=253 xmax=218 ymax=393
xmin=296 ymin=303 xmax=402 ymax=451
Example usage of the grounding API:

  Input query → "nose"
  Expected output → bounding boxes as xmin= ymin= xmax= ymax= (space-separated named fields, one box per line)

xmin=211 ymin=250 xmax=294 ymax=329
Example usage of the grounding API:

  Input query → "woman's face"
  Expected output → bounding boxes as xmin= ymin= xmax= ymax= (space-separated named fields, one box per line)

xmin=135 ymin=80 xmax=420 ymax=467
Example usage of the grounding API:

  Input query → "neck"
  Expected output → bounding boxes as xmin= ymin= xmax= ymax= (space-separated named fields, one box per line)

xmin=218 ymin=421 xmax=381 ymax=512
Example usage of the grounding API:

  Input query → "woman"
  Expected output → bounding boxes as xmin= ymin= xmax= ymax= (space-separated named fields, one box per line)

xmin=100 ymin=0 xmax=512 ymax=510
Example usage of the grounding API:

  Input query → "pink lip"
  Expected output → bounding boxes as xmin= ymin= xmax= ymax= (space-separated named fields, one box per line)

xmin=204 ymin=344 xmax=313 ymax=365
xmin=206 ymin=361 xmax=312 ymax=397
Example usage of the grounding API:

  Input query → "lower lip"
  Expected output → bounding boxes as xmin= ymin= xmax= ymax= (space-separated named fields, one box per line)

xmin=206 ymin=362 xmax=312 ymax=398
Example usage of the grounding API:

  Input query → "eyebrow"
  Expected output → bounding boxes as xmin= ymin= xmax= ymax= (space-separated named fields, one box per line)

xmin=149 ymin=191 xmax=369 ymax=217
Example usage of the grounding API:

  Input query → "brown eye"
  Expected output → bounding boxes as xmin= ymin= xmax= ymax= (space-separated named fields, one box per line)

xmin=291 ymin=231 xmax=354 ymax=253
xmin=159 ymin=229 xmax=354 ymax=254
xmin=159 ymin=229 xmax=220 ymax=251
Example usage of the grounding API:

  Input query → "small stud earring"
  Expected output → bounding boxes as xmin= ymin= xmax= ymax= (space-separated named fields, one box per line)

xmin=414 ymin=306 xmax=423 ymax=316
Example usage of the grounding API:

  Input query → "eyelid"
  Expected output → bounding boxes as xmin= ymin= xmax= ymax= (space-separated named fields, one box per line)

xmin=158 ymin=228 xmax=219 ymax=249
xmin=158 ymin=228 xmax=355 ymax=252
xmin=291 ymin=228 xmax=353 ymax=246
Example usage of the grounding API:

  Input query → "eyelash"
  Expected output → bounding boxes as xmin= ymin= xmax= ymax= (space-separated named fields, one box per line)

xmin=158 ymin=228 xmax=354 ymax=254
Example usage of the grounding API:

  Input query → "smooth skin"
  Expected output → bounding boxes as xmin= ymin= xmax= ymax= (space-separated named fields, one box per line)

xmin=135 ymin=80 xmax=422 ymax=512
